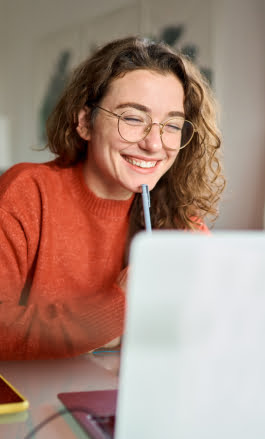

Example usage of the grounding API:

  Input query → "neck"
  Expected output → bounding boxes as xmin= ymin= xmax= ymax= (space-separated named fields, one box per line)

xmin=82 ymin=160 xmax=133 ymax=201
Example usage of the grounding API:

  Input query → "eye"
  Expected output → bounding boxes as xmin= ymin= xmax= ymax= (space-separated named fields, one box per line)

xmin=167 ymin=124 xmax=181 ymax=131
xmin=164 ymin=119 xmax=184 ymax=133
xmin=121 ymin=114 xmax=145 ymax=125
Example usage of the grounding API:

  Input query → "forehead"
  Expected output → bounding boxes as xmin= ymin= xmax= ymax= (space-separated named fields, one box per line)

xmin=102 ymin=69 xmax=185 ymax=113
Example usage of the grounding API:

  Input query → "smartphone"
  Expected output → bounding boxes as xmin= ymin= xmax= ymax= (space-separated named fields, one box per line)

xmin=0 ymin=375 xmax=29 ymax=414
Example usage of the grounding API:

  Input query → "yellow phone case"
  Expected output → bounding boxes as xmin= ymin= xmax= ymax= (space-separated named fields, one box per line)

xmin=0 ymin=375 xmax=29 ymax=414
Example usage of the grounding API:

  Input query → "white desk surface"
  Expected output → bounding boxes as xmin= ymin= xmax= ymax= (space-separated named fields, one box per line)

xmin=0 ymin=353 xmax=120 ymax=439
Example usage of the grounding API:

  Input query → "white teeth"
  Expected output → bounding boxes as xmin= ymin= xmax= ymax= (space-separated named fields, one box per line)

xmin=124 ymin=156 xmax=157 ymax=168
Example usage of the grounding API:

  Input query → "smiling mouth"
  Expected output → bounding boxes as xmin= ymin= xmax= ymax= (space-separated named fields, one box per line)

xmin=123 ymin=156 xmax=157 ymax=169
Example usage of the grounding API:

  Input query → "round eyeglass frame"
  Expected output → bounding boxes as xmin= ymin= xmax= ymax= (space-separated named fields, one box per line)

xmin=93 ymin=105 xmax=197 ymax=150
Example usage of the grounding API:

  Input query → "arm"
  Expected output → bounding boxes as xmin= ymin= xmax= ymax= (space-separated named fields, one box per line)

xmin=0 ymin=170 xmax=126 ymax=360
xmin=0 ymin=286 xmax=125 ymax=360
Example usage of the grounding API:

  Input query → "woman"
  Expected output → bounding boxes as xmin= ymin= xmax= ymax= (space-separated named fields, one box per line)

xmin=0 ymin=36 xmax=225 ymax=359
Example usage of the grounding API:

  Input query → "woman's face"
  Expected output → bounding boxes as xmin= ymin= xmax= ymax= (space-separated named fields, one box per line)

xmin=80 ymin=69 xmax=185 ymax=200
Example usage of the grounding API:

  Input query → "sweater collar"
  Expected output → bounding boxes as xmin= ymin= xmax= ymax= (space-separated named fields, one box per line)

xmin=70 ymin=162 xmax=135 ymax=218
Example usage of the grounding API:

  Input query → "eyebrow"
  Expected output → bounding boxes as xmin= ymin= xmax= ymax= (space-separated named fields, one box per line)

xmin=115 ymin=102 xmax=185 ymax=118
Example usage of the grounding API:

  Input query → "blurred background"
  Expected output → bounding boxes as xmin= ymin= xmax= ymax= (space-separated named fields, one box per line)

xmin=0 ymin=0 xmax=264 ymax=229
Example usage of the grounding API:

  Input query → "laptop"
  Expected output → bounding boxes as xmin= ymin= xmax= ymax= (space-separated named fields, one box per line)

xmin=59 ymin=231 xmax=265 ymax=439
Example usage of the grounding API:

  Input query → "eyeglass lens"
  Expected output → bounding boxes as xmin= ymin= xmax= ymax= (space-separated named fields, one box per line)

xmin=118 ymin=109 xmax=194 ymax=149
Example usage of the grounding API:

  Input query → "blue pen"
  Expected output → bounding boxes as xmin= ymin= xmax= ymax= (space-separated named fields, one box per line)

xmin=141 ymin=184 xmax=152 ymax=232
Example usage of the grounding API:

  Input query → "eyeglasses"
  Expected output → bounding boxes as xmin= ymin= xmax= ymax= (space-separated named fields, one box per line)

xmin=93 ymin=105 xmax=196 ymax=150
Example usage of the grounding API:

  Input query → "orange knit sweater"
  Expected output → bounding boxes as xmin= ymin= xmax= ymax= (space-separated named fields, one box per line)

xmin=0 ymin=161 xmax=133 ymax=359
xmin=0 ymin=160 xmax=209 ymax=360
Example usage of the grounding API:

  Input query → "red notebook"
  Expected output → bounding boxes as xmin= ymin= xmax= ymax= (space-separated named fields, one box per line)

xmin=58 ymin=389 xmax=117 ymax=439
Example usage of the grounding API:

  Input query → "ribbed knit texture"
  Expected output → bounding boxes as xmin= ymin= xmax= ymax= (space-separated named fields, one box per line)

xmin=0 ymin=160 xmax=134 ymax=359
xmin=0 ymin=160 xmax=209 ymax=360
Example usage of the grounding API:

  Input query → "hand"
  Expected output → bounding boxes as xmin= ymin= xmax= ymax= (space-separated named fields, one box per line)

xmin=116 ymin=266 xmax=129 ymax=294
xmin=101 ymin=336 xmax=121 ymax=349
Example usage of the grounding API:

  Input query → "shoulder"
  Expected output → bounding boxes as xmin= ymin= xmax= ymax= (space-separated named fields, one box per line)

xmin=196 ymin=221 xmax=211 ymax=234
xmin=0 ymin=160 xmax=60 ymax=186
xmin=189 ymin=216 xmax=211 ymax=235
xmin=0 ymin=160 xmax=66 ymax=196
xmin=0 ymin=160 xmax=66 ymax=213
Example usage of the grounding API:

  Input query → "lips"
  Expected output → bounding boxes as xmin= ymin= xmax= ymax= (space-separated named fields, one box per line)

xmin=123 ymin=155 xmax=158 ymax=169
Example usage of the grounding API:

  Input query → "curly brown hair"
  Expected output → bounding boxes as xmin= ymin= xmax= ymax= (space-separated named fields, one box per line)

xmin=46 ymin=36 xmax=225 ymax=239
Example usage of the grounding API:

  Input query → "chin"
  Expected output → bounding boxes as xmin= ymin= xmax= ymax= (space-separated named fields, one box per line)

xmin=120 ymin=176 xmax=160 ymax=194
xmin=131 ymin=181 xmax=157 ymax=194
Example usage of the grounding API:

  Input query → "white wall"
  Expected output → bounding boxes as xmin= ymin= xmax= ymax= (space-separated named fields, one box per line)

xmin=212 ymin=0 xmax=265 ymax=229
xmin=0 ymin=0 xmax=135 ymax=164
xmin=1 ymin=0 xmax=265 ymax=229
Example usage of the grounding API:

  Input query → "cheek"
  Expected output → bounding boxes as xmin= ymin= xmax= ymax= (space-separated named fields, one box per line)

xmin=93 ymin=127 xmax=126 ymax=155
xmin=165 ymin=150 xmax=179 ymax=169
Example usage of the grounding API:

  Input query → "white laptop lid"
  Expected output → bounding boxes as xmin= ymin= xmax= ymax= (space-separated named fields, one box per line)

xmin=115 ymin=231 xmax=265 ymax=439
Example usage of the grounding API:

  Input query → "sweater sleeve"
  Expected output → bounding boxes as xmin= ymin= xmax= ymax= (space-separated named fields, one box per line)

xmin=0 ymin=207 xmax=125 ymax=360
xmin=0 ymin=285 xmax=125 ymax=360
xmin=0 ymin=167 xmax=125 ymax=360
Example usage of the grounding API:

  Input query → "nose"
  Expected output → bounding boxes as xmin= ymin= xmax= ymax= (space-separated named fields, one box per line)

xmin=139 ymin=122 xmax=163 ymax=152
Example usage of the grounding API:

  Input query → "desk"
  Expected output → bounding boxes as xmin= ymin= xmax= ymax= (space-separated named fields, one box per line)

xmin=0 ymin=353 xmax=119 ymax=439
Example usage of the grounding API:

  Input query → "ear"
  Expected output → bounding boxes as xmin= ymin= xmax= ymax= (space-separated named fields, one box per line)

xmin=76 ymin=107 xmax=91 ymax=141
